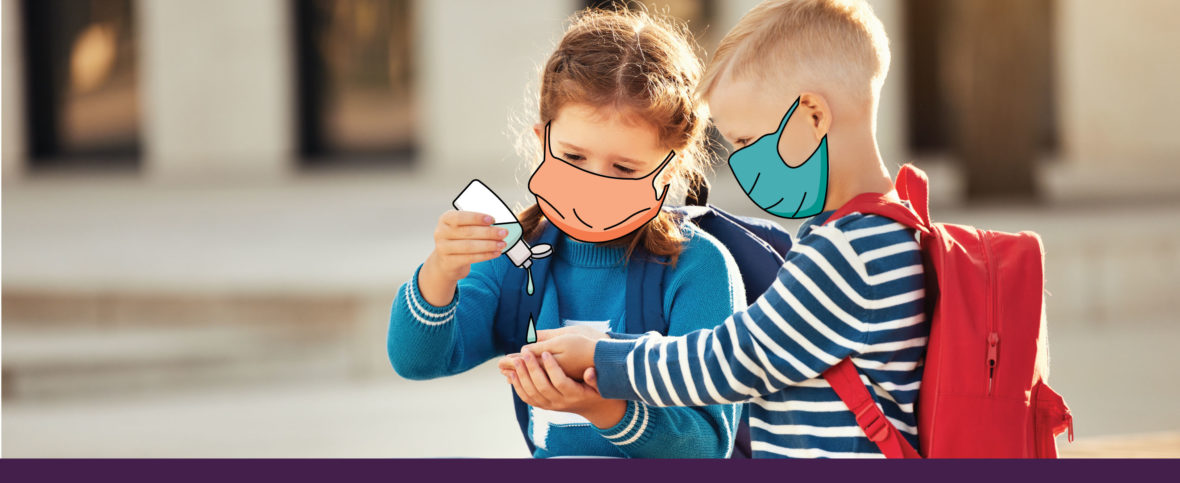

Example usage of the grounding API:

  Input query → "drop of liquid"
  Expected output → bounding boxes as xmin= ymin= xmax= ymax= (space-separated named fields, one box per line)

xmin=526 ymin=315 xmax=537 ymax=344
xmin=525 ymin=266 xmax=534 ymax=295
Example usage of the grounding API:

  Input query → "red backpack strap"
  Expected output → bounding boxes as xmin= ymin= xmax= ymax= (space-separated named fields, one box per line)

xmin=894 ymin=164 xmax=931 ymax=226
xmin=820 ymin=164 xmax=932 ymax=458
xmin=823 ymin=359 xmax=922 ymax=458
xmin=823 ymin=164 xmax=931 ymax=233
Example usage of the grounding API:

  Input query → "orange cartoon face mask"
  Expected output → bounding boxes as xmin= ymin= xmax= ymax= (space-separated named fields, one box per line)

xmin=528 ymin=122 xmax=674 ymax=243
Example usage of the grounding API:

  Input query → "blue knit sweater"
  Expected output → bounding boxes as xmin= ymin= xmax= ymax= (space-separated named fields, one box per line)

xmin=388 ymin=222 xmax=743 ymax=458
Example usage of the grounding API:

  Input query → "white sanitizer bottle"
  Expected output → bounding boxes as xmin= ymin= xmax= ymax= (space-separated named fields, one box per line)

xmin=452 ymin=180 xmax=552 ymax=269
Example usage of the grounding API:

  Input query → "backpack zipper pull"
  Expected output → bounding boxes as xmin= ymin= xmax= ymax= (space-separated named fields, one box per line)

xmin=986 ymin=332 xmax=1000 ymax=394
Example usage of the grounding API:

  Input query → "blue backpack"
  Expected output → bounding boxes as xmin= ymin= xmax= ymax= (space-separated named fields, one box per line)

xmin=493 ymin=180 xmax=793 ymax=458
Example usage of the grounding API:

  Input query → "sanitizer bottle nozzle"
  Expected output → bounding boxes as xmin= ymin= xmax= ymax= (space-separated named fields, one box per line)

xmin=452 ymin=180 xmax=554 ymax=271
xmin=505 ymin=240 xmax=534 ymax=268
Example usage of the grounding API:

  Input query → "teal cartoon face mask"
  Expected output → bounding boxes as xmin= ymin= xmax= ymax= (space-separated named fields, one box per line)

xmin=727 ymin=97 xmax=829 ymax=219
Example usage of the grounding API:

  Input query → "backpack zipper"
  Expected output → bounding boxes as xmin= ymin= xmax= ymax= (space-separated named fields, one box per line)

xmin=981 ymin=230 xmax=1000 ymax=396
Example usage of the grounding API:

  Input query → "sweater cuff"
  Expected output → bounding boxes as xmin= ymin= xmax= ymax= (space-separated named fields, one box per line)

xmin=606 ymin=331 xmax=645 ymax=341
xmin=405 ymin=265 xmax=458 ymax=325
xmin=594 ymin=339 xmax=641 ymax=401
xmin=595 ymin=400 xmax=652 ymax=448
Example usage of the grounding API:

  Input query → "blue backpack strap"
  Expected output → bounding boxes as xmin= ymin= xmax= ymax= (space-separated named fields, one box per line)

xmin=497 ymin=222 xmax=560 ymax=455
xmin=510 ymin=391 xmax=535 ymax=454
xmin=672 ymin=205 xmax=791 ymax=306
xmin=625 ymin=246 xmax=670 ymax=335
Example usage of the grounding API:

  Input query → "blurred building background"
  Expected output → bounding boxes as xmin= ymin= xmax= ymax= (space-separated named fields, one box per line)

xmin=2 ymin=0 xmax=1178 ymax=457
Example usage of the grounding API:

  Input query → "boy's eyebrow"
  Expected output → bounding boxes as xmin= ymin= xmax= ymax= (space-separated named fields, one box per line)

xmin=722 ymin=131 xmax=744 ymax=143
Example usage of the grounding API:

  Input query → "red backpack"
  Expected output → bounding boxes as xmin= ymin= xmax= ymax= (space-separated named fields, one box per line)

xmin=820 ymin=164 xmax=1073 ymax=458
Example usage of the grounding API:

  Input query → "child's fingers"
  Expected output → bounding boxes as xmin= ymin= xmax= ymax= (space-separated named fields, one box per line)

xmin=511 ymin=358 xmax=550 ymax=406
xmin=507 ymin=373 xmax=534 ymax=406
xmin=534 ymin=329 xmax=563 ymax=342
xmin=452 ymin=252 xmax=503 ymax=266
xmin=442 ymin=210 xmax=494 ymax=228
xmin=542 ymin=352 xmax=583 ymax=396
xmin=535 ymin=327 xmax=592 ymax=342
xmin=522 ymin=352 xmax=562 ymax=400
xmin=497 ymin=355 xmax=520 ymax=372
xmin=523 ymin=339 xmax=563 ymax=357
xmin=439 ymin=239 xmax=506 ymax=255
xmin=519 ymin=342 xmax=544 ymax=357
xmin=583 ymin=368 xmax=599 ymax=392
xmin=447 ymin=225 xmax=509 ymax=242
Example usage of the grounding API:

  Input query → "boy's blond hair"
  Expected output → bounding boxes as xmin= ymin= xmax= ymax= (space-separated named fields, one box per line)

xmin=699 ymin=0 xmax=890 ymax=111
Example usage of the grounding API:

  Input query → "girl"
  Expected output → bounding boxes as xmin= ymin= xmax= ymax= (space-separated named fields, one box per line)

xmin=388 ymin=9 xmax=743 ymax=458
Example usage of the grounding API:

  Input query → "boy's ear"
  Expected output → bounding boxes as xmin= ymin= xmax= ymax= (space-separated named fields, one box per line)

xmin=798 ymin=92 xmax=832 ymax=141
xmin=533 ymin=123 xmax=544 ymax=143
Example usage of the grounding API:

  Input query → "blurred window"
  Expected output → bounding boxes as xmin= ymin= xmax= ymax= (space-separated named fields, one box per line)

xmin=22 ymin=0 xmax=140 ymax=169
xmin=904 ymin=0 xmax=1058 ymax=156
xmin=905 ymin=0 xmax=1057 ymax=200
xmin=297 ymin=0 xmax=417 ymax=166
xmin=587 ymin=0 xmax=718 ymax=48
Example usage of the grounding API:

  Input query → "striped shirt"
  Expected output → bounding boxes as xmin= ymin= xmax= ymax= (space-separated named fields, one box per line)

xmin=593 ymin=210 xmax=929 ymax=458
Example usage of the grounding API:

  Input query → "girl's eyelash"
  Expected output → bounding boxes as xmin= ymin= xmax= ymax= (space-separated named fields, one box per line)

xmin=559 ymin=154 xmax=634 ymax=173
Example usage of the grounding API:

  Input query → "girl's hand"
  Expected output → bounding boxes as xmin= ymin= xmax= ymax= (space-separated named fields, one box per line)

xmin=418 ymin=210 xmax=508 ymax=306
xmin=501 ymin=351 xmax=626 ymax=429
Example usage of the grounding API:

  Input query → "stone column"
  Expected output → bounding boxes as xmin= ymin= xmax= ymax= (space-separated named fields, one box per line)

xmin=414 ymin=0 xmax=577 ymax=182
xmin=2 ymin=0 xmax=26 ymax=182
xmin=1052 ymin=0 xmax=1180 ymax=199
xmin=941 ymin=0 xmax=1051 ymax=201
xmin=136 ymin=0 xmax=295 ymax=182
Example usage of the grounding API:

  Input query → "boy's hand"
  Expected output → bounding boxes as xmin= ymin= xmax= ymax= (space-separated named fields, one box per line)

xmin=495 ymin=327 xmax=607 ymax=380
xmin=499 ymin=351 xmax=624 ymax=429
xmin=522 ymin=330 xmax=603 ymax=380
xmin=538 ymin=325 xmax=609 ymax=342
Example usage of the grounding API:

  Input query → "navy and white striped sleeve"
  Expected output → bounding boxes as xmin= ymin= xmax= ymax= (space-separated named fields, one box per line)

xmin=593 ymin=214 xmax=927 ymax=406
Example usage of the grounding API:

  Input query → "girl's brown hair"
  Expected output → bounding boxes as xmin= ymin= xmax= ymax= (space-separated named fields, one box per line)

xmin=516 ymin=8 xmax=712 ymax=265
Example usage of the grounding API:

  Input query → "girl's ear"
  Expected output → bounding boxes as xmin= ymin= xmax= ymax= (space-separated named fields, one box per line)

xmin=653 ymin=152 xmax=680 ymax=198
xmin=533 ymin=123 xmax=544 ymax=143
xmin=798 ymin=92 xmax=832 ymax=141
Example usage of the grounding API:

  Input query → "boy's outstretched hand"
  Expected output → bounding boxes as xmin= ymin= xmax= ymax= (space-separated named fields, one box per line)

xmin=496 ymin=326 xmax=619 ymax=428
xmin=499 ymin=326 xmax=606 ymax=380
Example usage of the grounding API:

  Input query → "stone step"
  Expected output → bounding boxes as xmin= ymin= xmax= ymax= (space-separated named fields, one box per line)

xmin=1 ymin=291 xmax=363 ymax=327
xmin=1059 ymin=432 xmax=1180 ymax=458
xmin=1 ymin=320 xmax=367 ymax=402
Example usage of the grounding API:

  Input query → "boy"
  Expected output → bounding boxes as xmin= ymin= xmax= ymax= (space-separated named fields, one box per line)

xmin=503 ymin=0 xmax=928 ymax=458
